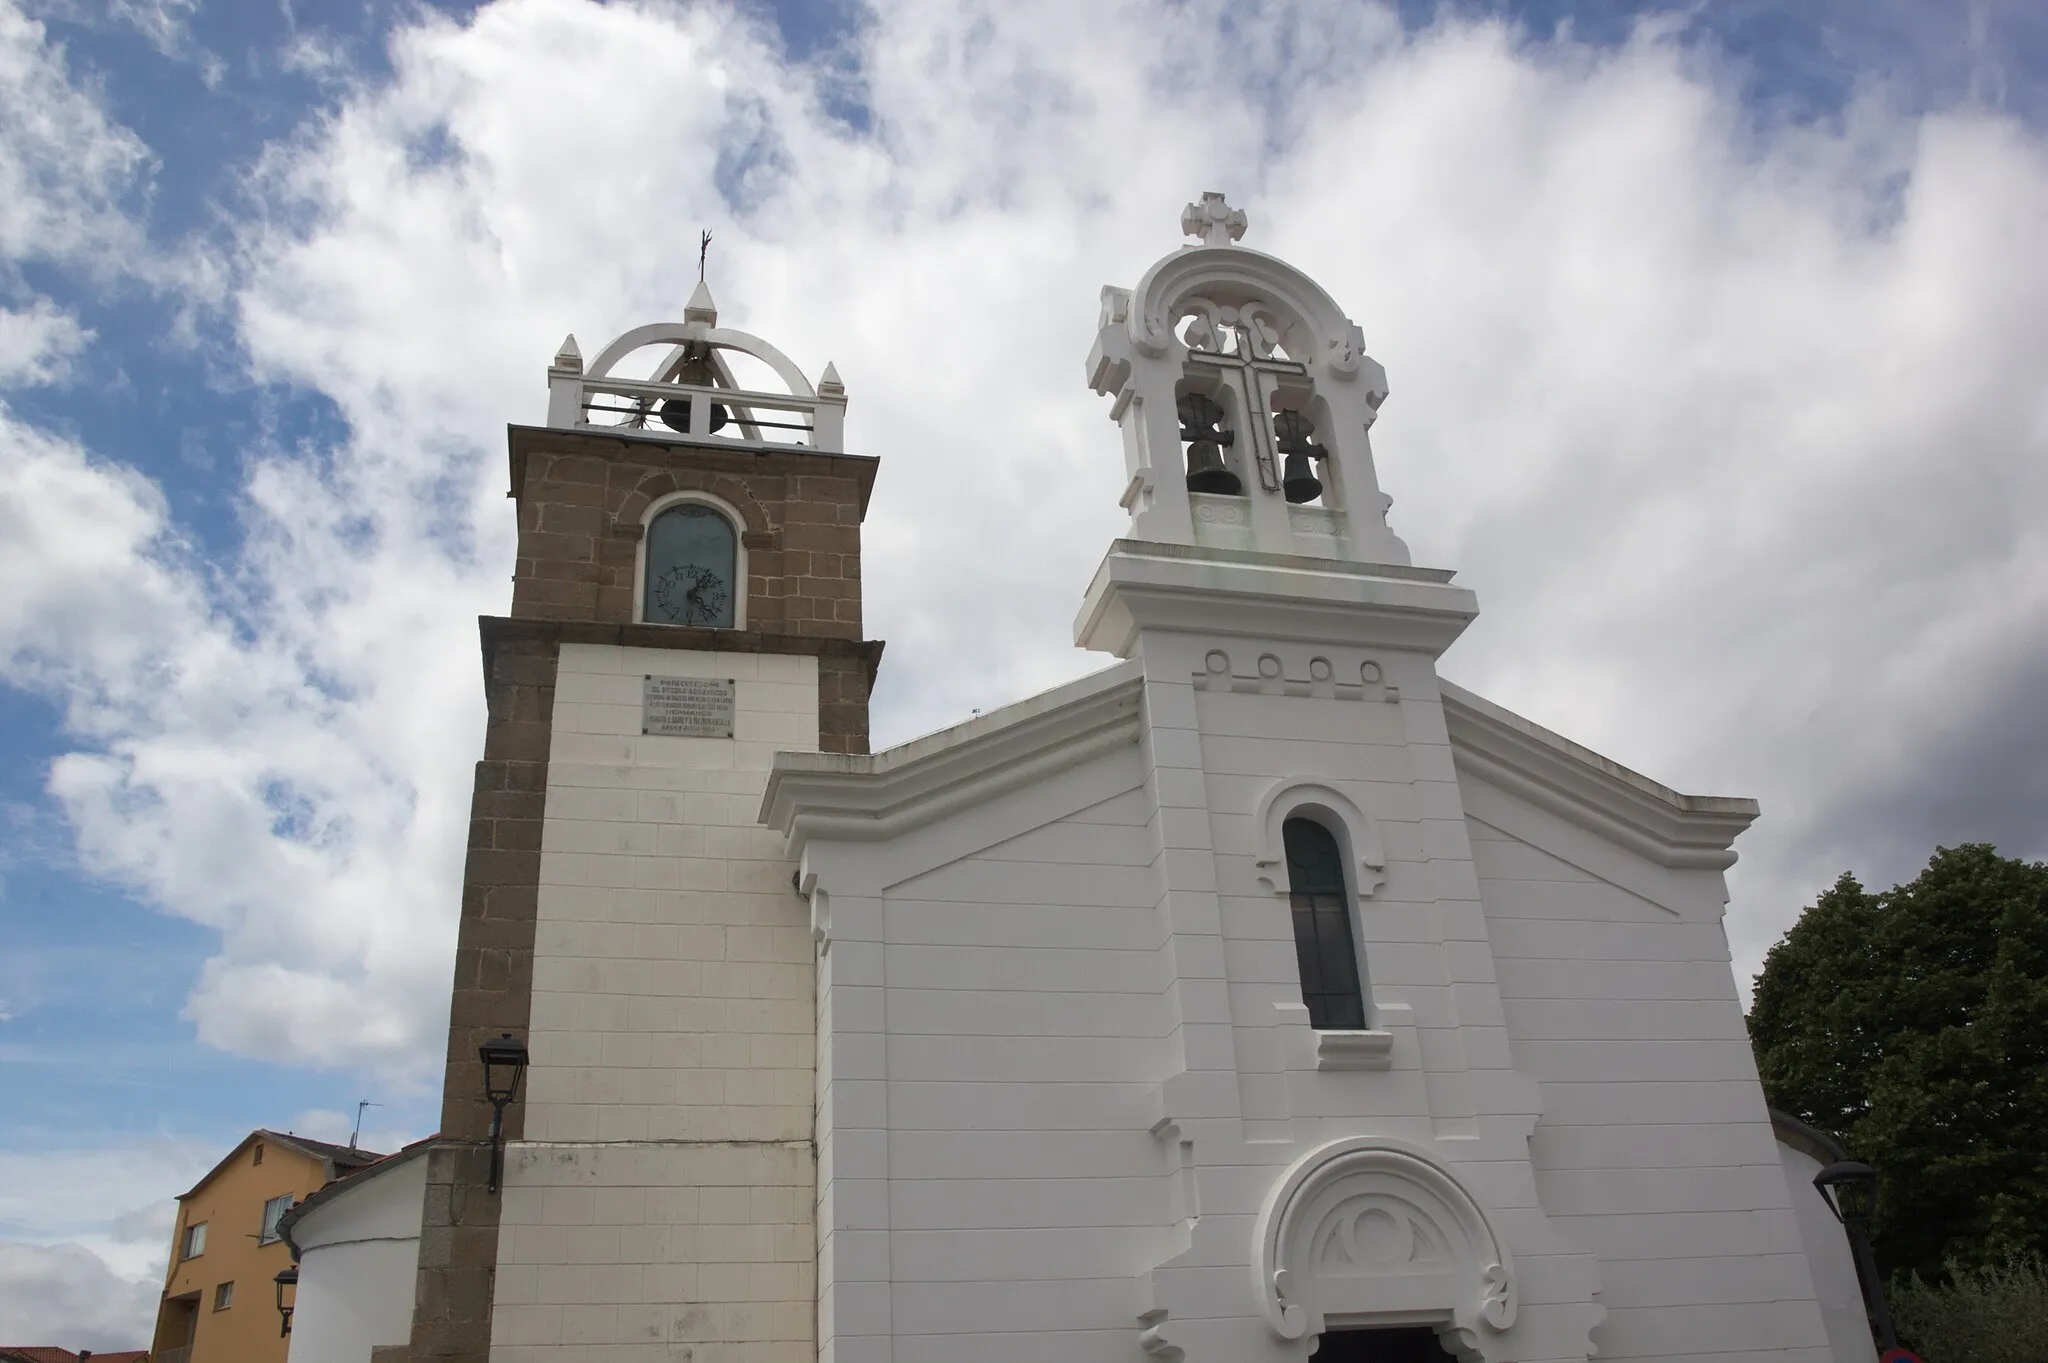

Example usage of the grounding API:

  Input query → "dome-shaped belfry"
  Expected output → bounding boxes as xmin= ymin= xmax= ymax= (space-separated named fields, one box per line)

xmin=547 ymin=279 xmax=847 ymax=451
xmin=1087 ymin=192 xmax=1408 ymax=566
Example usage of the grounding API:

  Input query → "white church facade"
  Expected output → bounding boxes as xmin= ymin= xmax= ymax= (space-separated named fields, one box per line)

xmin=334 ymin=197 xmax=1877 ymax=1363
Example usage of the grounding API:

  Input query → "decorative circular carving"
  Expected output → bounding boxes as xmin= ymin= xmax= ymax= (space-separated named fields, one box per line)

xmin=1308 ymin=657 xmax=1333 ymax=683
xmin=1360 ymin=661 xmax=1383 ymax=685
xmin=1257 ymin=654 xmax=1282 ymax=679
xmin=1204 ymin=650 xmax=1229 ymax=675
xmin=1193 ymin=500 xmax=1249 ymax=526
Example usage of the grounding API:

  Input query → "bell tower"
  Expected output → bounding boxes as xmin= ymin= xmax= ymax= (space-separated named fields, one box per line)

xmin=405 ymin=281 xmax=881 ymax=1363
xmin=1085 ymin=191 xmax=1409 ymax=569
xmin=1078 ymin=200 xmax=1608 ymax=1362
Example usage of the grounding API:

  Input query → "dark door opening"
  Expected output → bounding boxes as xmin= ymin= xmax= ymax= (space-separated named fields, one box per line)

xmin=1314 ymin=1326 xmax=1455 ymax=1362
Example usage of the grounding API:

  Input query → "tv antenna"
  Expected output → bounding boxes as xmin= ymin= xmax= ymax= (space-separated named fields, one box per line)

xmin=349 ymin=1099 xmax=382 ymax=1149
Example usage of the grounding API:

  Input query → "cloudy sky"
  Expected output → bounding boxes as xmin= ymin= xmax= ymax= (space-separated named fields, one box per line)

xmin=2 ymin=0 xmax=2045 ymax=1346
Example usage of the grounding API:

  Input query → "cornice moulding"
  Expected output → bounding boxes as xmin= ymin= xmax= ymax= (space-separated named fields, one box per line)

xmin=504 ymin=423 xmax=881 ymax=513
xmin=762 ymin=660 xmax=1144 ymax=848
xmin=1075 ymin=540 xmax=1478 ymax=656
xmin=1440 ymin=680 xmax=1758 ymax=870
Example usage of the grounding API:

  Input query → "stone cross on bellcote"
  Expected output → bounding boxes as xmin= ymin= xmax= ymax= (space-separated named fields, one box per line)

xmin=1180 ymin=190 xmax=1249 ymax=247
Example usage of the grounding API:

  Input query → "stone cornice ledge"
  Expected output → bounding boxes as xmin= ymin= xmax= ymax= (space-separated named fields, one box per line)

xmin=762 ymin=660 xmax=1144 ymax=848
xmin=1074 ymin=540 xmax=1478 ymax=657
xmin=1440 ymin=680 xmax=1758 ymax=871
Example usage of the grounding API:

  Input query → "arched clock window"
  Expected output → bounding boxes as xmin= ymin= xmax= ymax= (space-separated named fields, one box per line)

xmin=1284 ymin=816 xmax=1366 ymax=1030
xmin=643 ymin=502 xmax=738 ymax=628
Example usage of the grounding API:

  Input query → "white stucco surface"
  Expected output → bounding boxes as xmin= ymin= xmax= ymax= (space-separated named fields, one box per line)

xmin=495 ymin=643 xmax=819 ymax=1363
xmin=1778 ymin=1138 xmax=1880 ymax=1363
xmin=285 ymin=1151 xmax=427 ymax=1363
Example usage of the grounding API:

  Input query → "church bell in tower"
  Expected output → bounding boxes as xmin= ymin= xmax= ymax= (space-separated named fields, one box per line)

xmin=1177 ymin=391 xmax=1243 ymax=495
xmin=656 ymin=340 xmax=731 ymax=435
xmin=1274 ymin=407 xmax=1326 ymax=504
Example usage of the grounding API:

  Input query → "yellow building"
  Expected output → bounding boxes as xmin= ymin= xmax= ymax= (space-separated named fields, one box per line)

xmin=151 ymin=1132 xmax=383 ymax=1363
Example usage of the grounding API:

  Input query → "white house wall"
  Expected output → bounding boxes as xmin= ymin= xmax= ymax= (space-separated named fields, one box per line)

xmin=287 ymin=1155 xmax=428 ymax=1363
xmin=1463 ymin=775 xmax=1835 ymax=1361
xmin=497 ymin=641 xmax=820 ymax=1363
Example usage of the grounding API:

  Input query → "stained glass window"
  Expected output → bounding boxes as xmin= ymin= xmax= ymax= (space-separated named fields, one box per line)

xmin=644 ymin=503 xmax=737 ymax=628
xmin=1284 ymin=816 xmax=1367 ymax=1030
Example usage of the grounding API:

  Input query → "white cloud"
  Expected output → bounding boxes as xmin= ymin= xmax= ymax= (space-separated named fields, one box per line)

xmin=0 ymin=1242 xmax=159 ymax=1350
xmin=0 ymin=0 xmax=150 ymax=266
xmin=0 ymin=0 xmax=2043 ymax=1090
xmin=0 ymin=298 xmax=90 ymax=385
xmin=0 ymin=1137 xmax=215 ymax=1348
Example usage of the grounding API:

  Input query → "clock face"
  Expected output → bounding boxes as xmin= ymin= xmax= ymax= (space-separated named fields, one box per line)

xmin=651 ymin=563 xmax=731 ymax=627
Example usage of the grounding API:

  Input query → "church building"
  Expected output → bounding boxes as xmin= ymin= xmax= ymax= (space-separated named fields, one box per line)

xmin=386 ymin=197 xmax=1874 ymax=1363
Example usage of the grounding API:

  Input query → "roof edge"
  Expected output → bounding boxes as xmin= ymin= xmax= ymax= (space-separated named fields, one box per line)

xmin=1770 ymin=1108 xmax=1850 ymax=1165
xmin=1440 ymin=680 xmax=1758 ymax=871
xmin=762 ymin=660 xmax=1144 ymax=846
xmin=277 ymin=1138 xmax=436 ymax=1260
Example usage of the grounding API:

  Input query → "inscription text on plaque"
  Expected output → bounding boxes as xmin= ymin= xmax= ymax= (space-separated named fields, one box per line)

xmin=642 ymin=676 xmax=736 ymax=738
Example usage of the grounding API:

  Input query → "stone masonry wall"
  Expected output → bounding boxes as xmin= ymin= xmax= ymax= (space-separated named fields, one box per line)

xmin=408 ymin=630 xmax=559 ymax=1363
xmin=506 ymin=428 xmax=873 ymax=642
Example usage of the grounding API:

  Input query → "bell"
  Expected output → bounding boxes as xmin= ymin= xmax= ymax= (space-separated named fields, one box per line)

xmin=658 ymin=397 xmax=729 ymax=435
xmin=1185 ymin=440 xmax=1243 ymax=495
xmin=1281 ymin=449 xmax=1323 ymax=504
xmin=1177 ymin=392 xmax=1242 ymax=495
xmin=1273 ymin=408 xmax=1326 ymax=504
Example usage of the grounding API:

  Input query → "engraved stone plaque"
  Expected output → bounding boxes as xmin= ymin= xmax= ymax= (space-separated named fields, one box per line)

xmin=642 ymin=676 xmax=735 ymax=738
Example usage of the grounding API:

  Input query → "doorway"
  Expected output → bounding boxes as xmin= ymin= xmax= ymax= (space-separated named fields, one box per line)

xmin=1315 ymin=1326 xmax=1455 ymax=1362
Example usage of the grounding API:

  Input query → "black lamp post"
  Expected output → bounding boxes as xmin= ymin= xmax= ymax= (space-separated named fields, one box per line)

xmin=273 ymin=1265 xmax=298 ymax=1338
xmin=479 ymin=1032 xmax=529 ymax=1194
xmin=1813 ymin=1159 xmax=1899 ymax=1351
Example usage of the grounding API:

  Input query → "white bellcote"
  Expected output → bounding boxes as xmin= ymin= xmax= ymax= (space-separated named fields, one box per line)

xmin=1086 ymin=193 xmax=1408 ymax=566
xmin=546 ymin=280 xmax=848 ymax=451
xmin=1077 ymin=196 xmax=1475 ymax=661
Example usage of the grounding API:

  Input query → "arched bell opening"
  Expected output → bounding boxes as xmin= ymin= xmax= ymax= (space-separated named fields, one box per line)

xmin=1266 ymin=376 xmax=1332 ymax=508
xmin=562 ymin=308 xmax=843 ymax=451
xmin=1175 ymin=376 xmax=1246 ymax=497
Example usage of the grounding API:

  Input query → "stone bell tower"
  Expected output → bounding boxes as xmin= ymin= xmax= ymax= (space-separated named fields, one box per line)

xmin=405 ymin=280 xmax=881 ymax=1363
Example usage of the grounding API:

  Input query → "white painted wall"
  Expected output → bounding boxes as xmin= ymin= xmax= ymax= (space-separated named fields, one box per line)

xmin=495 ymin=642 xmax=818 ymax=1363
xmin=1778 ymin=1139 xmax=1880 ymax=1363
xmin=1466 ymin=779 xmax=1837 ymax=1361
xmin=286 ymin=1154 xmax=427 ymax=1363
xmin=785 ymin=633 xmax=1843 ymax=1362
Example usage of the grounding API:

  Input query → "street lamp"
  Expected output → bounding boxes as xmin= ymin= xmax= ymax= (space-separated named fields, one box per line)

xmin=273 ymin=1265 xmax=298 ymax=1338
xmin=1813 ymin=1159 xmax=1899 ymax=1351
xmin=479 ymin=1032 xmax=529 ymax=1195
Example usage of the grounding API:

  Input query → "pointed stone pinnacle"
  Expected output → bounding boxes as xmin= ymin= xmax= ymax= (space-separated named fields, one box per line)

xmin=685 ymin=279 xmax=718 ymax=327
xmin=553 ymin=333 xmax=582 ymax=371
xmin=818 ymin=361 xmax=844 ymax=394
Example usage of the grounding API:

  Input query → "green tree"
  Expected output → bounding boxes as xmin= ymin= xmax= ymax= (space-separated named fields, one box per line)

xmin=1749 ymin=844 xmax=2048 ymax=1280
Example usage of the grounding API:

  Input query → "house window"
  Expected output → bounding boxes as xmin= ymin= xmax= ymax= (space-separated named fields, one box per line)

xmin=643 ymin=502 xmax=737 ymax=628
xmin=213 ymin=1281 xmax=234 ymax=1311
xmin=1284 ymin=816 xmax=1366 ymax=1030
xmin=181 ymin=1221 xmax=208 ymax=1260
xmin=260 ymin=1193 xmax=294 ymax=1244
xmin=253 ymin=1144 xmax=264 ymax=1166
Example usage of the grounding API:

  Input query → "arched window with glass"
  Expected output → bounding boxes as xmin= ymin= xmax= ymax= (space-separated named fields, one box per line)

xmin=642 ymin=502 xmax=738 ymax=628
xmin=1284 ymin=816 xmax=1367 ymax=1030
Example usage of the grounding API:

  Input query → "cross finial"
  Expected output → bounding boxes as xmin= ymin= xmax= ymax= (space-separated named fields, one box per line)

xmin=1181 ymin=192 xmax=1247 ymax=247
xmin=698 ymin=229 xmax=712 ymax=282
